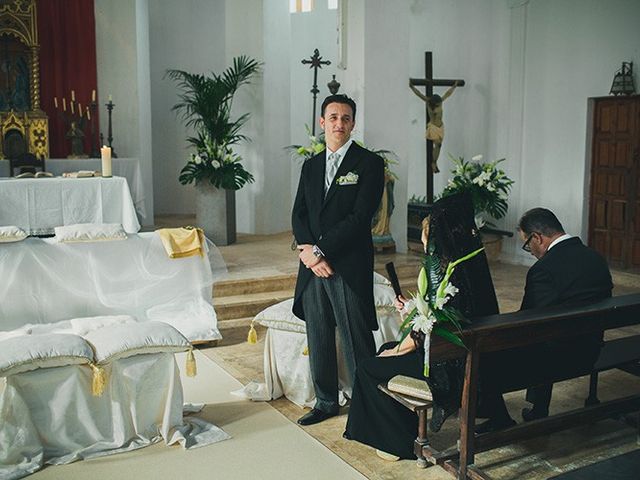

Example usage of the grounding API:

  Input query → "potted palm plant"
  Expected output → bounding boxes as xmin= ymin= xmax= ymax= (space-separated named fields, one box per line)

xmin=166 ymin=55 xmax=261 ymax=245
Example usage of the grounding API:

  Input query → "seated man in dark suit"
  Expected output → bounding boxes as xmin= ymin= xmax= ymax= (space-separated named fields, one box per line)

xmin=478 ymin=208 xmax=613 ymax=433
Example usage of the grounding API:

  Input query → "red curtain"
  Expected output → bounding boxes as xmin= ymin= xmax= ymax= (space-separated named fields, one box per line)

xmin=37 ymin=0 xmax=99 ymax=158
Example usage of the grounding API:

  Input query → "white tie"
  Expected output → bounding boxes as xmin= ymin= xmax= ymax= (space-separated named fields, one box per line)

xmin=325 ymin=152 xmax=340 ymax=194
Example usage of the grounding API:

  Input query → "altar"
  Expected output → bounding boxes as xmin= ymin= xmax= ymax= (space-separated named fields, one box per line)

xmin=0 ymin=176 xmax=140 ymax=235
xmin=0 ymin=157 xmax=146 ymax=219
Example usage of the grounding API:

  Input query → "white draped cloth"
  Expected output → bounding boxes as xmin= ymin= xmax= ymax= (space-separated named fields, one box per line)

xmin=0 ymin=233 xmax=225 ymax=342
xmin=238 ymin=282 xmax=402 ymax=408
xmin=0 ymin=176 xmax=140 ymax=235
xmin=0 ymin=353 xmax=230 ymax=480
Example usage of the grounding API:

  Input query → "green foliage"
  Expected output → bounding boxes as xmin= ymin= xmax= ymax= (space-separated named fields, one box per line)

xmin=166 ymin=55 xmax=261 ymax=190
xmin=440 ymin=154 xmax=514 ymax=221
xmin=286 ymin=126 xmax=399 ymax=179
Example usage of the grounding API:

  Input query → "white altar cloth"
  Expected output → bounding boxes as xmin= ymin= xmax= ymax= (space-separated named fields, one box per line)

xmin=0 ymin=352 xmax=230 ymax=480
xmin=0 ymin=176 xmax=140 ymax=235
xmin=0 ymin=158 xmax=146 ymax=219
xmin=0 ymin=233 xmax=223 ymax=342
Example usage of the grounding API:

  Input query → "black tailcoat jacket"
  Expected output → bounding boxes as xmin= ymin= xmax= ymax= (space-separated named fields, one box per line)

xmin=291 ymin=142 xmax=385 ymax=330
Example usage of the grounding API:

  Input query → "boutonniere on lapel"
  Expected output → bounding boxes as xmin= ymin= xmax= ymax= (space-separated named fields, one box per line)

xmin=336 ymin=171 xmax=359 ymax=186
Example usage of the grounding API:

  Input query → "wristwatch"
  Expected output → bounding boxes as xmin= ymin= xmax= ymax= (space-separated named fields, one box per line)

xmin=312 ymin=245 xmax=324 ymax=258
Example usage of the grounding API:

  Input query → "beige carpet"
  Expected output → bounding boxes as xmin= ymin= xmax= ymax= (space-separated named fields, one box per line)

xmin=26 ymin=351 xmax=365 ymax=480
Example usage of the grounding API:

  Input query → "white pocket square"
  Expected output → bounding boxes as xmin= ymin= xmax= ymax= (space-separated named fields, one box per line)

xmin=336 ymin=172 xmax=359 ymax=185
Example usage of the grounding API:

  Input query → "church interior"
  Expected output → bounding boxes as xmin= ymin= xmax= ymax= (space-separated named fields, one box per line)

xmin=1 ymin=0 xmax=640 ymax=479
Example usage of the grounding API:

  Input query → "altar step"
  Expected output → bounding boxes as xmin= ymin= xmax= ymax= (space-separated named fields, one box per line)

xmin=212 ymin=261 xmax=421 ymax=324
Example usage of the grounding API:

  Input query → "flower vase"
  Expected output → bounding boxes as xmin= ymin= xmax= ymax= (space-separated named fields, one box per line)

xmin=195 ymin=181 xmax=236 ymax=246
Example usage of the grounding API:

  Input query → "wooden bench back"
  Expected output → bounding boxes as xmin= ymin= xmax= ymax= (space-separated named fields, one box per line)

xmin=430 ymin=293 xmax=640 ymax=361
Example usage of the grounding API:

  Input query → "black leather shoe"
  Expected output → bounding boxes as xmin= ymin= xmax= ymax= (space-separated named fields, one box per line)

xmin=429 ymin=405 xmax=458 ymax=433
xmin=475 ymin=416 xmax=516 ymax=435
xmin=521 ymin=407 xmax=548 ymax=422
xmin=297 ymin=408 xmax=338 ymax=426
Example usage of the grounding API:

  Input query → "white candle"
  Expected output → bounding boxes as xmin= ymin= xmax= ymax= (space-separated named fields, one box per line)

xmin=79 ymin=103 xmax=83 ymax=118
xmin=71 ymin=90 xmax=75 ymax=101
xmin=101 ymin=146 xmax=112 ymax=177
xmin=62 ymin=97 xmax=66 ymax=111
xmin=92 ymin=89 xmax=96 ymax=102
xmin=70 ymin=101 xmax=74 ymax=114
xmin=54 ymin=97 xmax=58 ymax=108
xmin=108 ymin=94 xmax=113 ymax=102
xmin=86 ymin=107 xmax=91 ymax=120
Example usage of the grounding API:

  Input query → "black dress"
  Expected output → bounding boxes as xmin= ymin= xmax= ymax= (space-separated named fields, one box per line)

xmin=344 ymin=193 xmax=499 ymax=459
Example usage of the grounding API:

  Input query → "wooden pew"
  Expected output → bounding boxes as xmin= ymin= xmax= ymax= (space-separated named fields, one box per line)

xmin=382 ymin=293 xmax=640 ymax=479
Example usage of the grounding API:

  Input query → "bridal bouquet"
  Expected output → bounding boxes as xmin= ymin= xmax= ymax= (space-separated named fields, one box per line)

xmin=399 ymin=243 xmax=484 ymax=376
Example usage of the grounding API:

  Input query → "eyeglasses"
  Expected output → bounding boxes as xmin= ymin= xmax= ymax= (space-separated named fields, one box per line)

xmin=522 ymin=233 xmax=535 ymax=253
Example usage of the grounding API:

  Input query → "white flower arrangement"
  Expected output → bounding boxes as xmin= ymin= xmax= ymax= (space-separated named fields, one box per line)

xmin=440 ymin=154 xmax=514 ymax=227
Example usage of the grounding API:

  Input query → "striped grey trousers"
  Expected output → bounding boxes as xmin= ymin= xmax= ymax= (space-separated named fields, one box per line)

xmin=302 ymin=273 xmax=375 ymax=413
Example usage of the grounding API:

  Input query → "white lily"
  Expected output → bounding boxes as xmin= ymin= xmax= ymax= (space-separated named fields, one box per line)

xmin=411 ymin=313 xmax=435 ymax=334
xmin=472 ymin=154 xmax=483 ymax=162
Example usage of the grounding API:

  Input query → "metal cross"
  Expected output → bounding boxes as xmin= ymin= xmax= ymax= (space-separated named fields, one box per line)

xmin=301 ymin=49 xmax=331 ymax=135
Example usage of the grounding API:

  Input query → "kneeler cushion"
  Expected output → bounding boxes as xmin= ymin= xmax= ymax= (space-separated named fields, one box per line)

xmin=0 ymin=333 xmax=94 ymax=377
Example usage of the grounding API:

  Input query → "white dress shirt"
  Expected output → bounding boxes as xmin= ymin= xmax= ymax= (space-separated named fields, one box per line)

xmin=324 ymin=139 xmax=353 ymax=194
xmin=547 ymin=233 xmax=572 ymax=252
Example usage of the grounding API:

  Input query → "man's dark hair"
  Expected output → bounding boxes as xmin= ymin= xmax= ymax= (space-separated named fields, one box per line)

xmin=518 ymin=208 xmax=565 ymax=237
xmin=321 ymin=94 xmax=356 ymax=119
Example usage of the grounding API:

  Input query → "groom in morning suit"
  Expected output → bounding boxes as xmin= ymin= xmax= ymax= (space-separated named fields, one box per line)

xmin=478 ymin=208 xmax=612 ymax=433
xmin=292 ymin=94 xmax=385 ymax=426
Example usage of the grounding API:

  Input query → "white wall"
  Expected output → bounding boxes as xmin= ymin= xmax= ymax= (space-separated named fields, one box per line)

xmin=95 ymin=0 xmax=640 ymax=254
xmin=95 ymin=0 xmax=154 ymax=224
xmin=225 ymin=0 xmax=264 ymax=234
xmin=148 ymin=0 xmax=226 ymax=216
xmin=504 ymin=0 xmax=640 ymax=264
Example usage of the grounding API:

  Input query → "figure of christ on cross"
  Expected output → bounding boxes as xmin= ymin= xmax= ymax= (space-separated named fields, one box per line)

xmin=409 ymin=51 xmax=465 ymax=203
xmin=409 ymin=80 xmax=458 ymax=173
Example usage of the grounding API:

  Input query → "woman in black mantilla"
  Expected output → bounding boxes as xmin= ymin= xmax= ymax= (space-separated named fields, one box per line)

xmin=343 ymin=193 xmax=499 ymax=460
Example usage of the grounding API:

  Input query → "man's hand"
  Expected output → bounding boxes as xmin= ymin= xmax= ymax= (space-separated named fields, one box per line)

xmin=297 ymin=244 xmax=320 ymax=268
xmin=311 ymin=259 xmax=334 ymax=278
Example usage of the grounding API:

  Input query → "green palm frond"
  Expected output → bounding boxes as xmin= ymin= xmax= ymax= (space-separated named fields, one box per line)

xmin=167 ymin=56 xmax=262 ymax=187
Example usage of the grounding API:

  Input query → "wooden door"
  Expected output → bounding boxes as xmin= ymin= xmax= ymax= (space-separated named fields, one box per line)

xmin=588 ymin=96 xmax=640 ymax=270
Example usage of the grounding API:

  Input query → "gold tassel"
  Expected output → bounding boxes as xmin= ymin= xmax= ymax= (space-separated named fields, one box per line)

xmin=90 ymin=364 xmax=107 ymax=396
xmin=247 ymin=323 xmax=258 ymax=344
xmin=186 ymin=349 xmax=197 ymax=377
xmin=302 ymin=346 xmax=309 ymax=356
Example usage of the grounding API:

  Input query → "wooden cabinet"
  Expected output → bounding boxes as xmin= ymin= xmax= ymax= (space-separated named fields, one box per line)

xmin=588 ymin=96 xmax=640 ymax=270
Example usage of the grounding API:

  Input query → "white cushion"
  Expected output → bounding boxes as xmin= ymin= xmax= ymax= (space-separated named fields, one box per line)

xmin=0 ymin=333 xmax=94 ymax=377
xmin=84 ymin=321 xmax=191 ymax=364
xmin=69 ymin=314 xmax=136 ymax=336
xmin=0 ymin=225 xmax=27 ymax=243
xmin=254 ymin=299 xmax=306 ymax=334
xmin=373 ymin=271 xmax=391 ymax=285
xmin=374 ymin=282 xmax=397 ymax=308
xmin=55 ymin=223 xmax=127 ymax=243
xmin=255 ymin=280 xmax=398 ymax=334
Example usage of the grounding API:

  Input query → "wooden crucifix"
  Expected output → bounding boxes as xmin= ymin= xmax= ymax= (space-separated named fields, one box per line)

xmin=409 ymin=51 xmax=465 ymax=204
xmin=301 ymin=49 xmax=331 ymax=136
